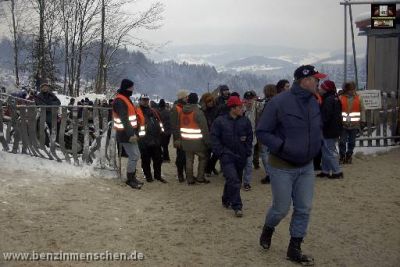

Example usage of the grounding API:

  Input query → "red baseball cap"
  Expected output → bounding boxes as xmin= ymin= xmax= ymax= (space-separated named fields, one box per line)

xmin=227 ymin=96 xmax=243 ymax=107
xmin=320 ymin=80 xmax=336 ymax=91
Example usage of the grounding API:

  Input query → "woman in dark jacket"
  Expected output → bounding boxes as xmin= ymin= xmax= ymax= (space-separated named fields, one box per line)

xmin=201 ymin=93 xmax=219 ymax=176
xmin=317 ymin=80 xmax=343 ymax=179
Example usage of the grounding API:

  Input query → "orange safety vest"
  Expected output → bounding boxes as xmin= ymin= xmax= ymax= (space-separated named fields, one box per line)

xmin=340 ymin=95 xmax=361 ymax=123
xmin=177 ymin=107 xmax=203 ymax=140
xmin=112 ymin=94 xmax=146 ymax=136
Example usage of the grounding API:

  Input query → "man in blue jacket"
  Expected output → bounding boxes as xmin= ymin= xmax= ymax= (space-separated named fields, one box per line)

xmin=256 ymin=65 xmax=325 ymax=266
xmin=211 ymin=96 xmax=253 ymax=217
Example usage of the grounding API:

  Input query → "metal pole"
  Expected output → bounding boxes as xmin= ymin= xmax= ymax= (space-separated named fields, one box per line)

xmin=344 ymin=2 xmax=347 ymax=84
xmin=349 ymin=4 xmax=359 ymax=89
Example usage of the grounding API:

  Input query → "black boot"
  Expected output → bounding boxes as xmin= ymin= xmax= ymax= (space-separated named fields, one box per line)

xmin=287 ymin=237 xmax=314 ymax=266
xmin=259 ymin=225 xmax=274 ymax=249
xmin=261 ymin=175 xmax=270 ymax=184
xmin=126 ymin=172 xmax=143 ymax=189
xmin=177 ymin=168 xmax=185 ymax=183
xmin=345 ymin=153 xmax=353 ymax=164
xmin=339 ymin=154 xmax=346 ymax=164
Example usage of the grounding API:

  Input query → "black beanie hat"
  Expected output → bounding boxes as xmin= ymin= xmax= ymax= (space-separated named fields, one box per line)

xmin=159 ymin=99 xmax=166 ymax=108
xmin=188 ymin=93 xmax=199 ymax=104
xmin=120 ymin=79 xmax=134 ymax=91
xmin=218 ymin=84 xmax=229 ymax=93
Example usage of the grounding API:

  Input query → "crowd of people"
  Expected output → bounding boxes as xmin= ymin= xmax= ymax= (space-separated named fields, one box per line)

xmin=112 ymin=65 xmax=365 ymax=265
xmin=2 ymin=65 xmax=366 ymax=265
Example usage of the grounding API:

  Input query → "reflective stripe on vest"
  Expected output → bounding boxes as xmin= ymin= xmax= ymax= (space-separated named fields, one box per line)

xmin=340 ymin=95 xmax=361 ymax=123
xmin=112 ymin=94 xmax=144 ymax=131
xmin=138 ymin=125 xmax=146 ymax=136
xmin=178 ymin=109 xmax=203 ymax=140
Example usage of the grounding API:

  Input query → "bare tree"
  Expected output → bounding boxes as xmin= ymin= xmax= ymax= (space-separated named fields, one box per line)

xmin=95 ymin=0 xmax=164 ymax=94
xmin=1 ymin=0 xmax=26 ymax=87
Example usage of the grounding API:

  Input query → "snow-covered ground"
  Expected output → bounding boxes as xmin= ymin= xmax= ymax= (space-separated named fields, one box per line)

xmin=0 ymin=150 xmax=116 ymax=180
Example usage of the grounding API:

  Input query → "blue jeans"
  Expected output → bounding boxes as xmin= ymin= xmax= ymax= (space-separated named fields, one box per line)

xmin=264 ymin=162 xmax=315 ymax=238
xmin=321 ymin=138 xmax=341 ymax=174
xmin=339 ymin=128 xmax=358 ymax=156
xmin=243 ymin=147 xmax=253 ymax=185
xmin=260 ymin=144 xmax=269 ymax=174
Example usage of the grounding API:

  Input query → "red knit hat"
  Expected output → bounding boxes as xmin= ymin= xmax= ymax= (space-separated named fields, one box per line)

xmin=320 ymin=80 xmax=336 ymax=91
xmin=227 ymin=96 xmax=243 ymax=107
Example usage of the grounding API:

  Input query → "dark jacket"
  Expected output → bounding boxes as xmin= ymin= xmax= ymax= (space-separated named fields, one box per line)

xmin=256 ymin=83 xmax=322 ymax=166
xmin=202 ymin=105 xmax=218 ymax=129
xmin=211 ymin=113 xmax=253 ymax=167
xmin=34 ymin=91 xmax=61 ymax=125
xmin=321 ymin=91 xmax=343 ymax=138
xmin=215 ymin=95 xmax=229 ymax=117
xmin=112 ymin=97 xmax=137 ymax=143
xmin=35 ymin=91 xmax=61 ymax=106
xmin=138 ymin=105 xmax=162 ymax=147
xmin=159 ymin=107 xmax=171 ymax=136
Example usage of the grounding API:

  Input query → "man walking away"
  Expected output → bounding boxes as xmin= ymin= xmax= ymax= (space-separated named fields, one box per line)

xmin=112 ymin=79 xmax=144 ymax=189
xmin=179 ymin=93 xmax=210 ymax=185
xmin=211 ymin=96 xmax=252 ymax=217
xmin=256 ymin=65 xmax=326 ymax=265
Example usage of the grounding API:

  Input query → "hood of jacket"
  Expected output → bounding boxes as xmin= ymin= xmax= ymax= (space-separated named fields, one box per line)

xmin=182 ymin=103 xmax=198 ymax=113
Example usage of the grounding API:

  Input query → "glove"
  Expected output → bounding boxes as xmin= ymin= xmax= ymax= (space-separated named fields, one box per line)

xmin=129 ymin=135 xmax=138 ymax=143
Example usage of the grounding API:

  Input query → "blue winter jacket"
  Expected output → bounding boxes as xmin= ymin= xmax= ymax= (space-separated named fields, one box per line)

xmin=256 ymin=83 xmax=322 ymax=166
xmin=211 ymin=113 xmax=253 ymax=166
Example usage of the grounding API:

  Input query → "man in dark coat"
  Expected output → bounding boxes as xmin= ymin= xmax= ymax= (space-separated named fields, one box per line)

xmin=34 ymin=84 xmax=61 ymax=144
xmin=211 ymin=95 xmax=253 ymax=217
xmin=256 ymin=65 xmax=325 ymax=265
xmin=138 ymin=94 xmax=167 ymax=183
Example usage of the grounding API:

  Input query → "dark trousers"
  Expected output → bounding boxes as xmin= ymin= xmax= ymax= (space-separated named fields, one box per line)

xmin=175 ymin=148 xmax=186 ymax=177
xmin=205 ymin=149 xmax=219 ymax=174
xmin=161 ymin=134 xmax=171 ymax=161
xmin=221 ymin=160 xmax=244 ymax=211
xmin=140 ymin=145 xmax=162 ymax=179
xmin=339 ymin=128 xmax=358 ymax=156
xmin=253 ymin=142 xmax=260 ymax=167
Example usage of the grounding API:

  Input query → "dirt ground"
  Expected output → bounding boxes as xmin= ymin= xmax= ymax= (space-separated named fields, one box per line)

xmin=0 ymin=148 xmax=399 ymax=267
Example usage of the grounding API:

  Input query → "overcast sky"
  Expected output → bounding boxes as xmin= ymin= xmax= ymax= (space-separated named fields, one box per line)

xmin=132 ymin=0 xmax=379 ymax=51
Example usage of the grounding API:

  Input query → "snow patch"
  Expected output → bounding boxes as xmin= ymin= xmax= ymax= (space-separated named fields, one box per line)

xmin=0 ymin=150 xmax=116 ymax=180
